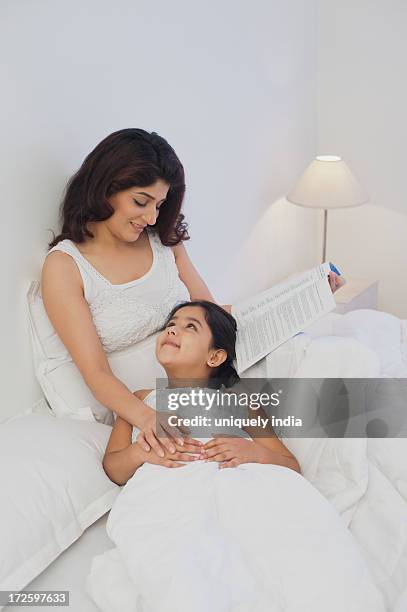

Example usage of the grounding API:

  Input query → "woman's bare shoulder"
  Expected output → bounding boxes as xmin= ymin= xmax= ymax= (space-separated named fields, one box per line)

xmin=42 ymin=249 xmax=83 ymax=290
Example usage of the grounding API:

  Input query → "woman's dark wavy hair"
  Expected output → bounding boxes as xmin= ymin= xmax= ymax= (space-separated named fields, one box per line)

xmin=161 ymin=300 xmax=240 ymax=389
xmin=48 ymin=128 xmax=189 ymax=249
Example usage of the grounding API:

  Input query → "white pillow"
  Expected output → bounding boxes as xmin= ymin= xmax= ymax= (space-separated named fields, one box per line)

xmin=27 ymin=281 xmax=166 ymax=424
xmin=332 ymin=309 xmax=404 ymax=374
xmin=0 ymin=413 xmax=118 ymax=597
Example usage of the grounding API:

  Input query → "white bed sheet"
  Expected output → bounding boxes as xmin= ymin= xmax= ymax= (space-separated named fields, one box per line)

xmin=7 ymin=310 xmax=406 ymax=612
xmin=3 ymin=514 xmax=114 ymax=612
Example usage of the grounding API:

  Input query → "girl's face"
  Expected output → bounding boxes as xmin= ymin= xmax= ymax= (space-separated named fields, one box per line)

xmin=156 ymin=306 xmax=227 ymax=377
xmin=102 ymin=179 xmax=169 ymax=242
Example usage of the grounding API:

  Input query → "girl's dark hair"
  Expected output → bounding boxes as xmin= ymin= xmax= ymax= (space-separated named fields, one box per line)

xmin=48 ymin=128 xmax=189 ymax=249
xmin=162 ymin=300 xmax=240 ymax=389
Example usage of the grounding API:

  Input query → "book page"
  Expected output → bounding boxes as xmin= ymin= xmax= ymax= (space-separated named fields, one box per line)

xmin=231 ymin=262 xmax=336 ymax=373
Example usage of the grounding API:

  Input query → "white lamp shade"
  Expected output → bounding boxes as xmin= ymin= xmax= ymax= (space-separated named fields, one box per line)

xmin=287 ymin=156 xmax=369 ymax=209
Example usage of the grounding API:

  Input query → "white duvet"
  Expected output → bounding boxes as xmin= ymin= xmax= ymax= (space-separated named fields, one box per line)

xmin=87 ymin=309 xmax=407 ymax=612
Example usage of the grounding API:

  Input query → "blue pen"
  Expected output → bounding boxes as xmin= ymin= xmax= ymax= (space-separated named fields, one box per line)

xmin=329 ymin=262 xmax=341 ymax=276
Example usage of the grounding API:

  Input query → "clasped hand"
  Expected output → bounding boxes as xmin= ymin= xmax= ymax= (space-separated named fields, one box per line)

xmin=133 ymin=435 xmax=272 ymax=470
xmin=135 ymin=408 xmax=273 ymax=470
xmin=201 ymin=436 xmax=272 ymax=469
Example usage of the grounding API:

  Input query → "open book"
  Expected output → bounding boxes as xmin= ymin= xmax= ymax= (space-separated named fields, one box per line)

xmin=231 ymin=262 xmax=336 ymax=373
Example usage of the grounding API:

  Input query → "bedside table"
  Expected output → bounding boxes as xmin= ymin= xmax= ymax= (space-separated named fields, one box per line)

xmin=334 ymin=278 xmax=378 ymax=314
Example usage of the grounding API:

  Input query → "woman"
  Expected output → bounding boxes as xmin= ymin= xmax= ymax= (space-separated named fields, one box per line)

xmin=42 ymin=128 xmax=214 ymax=457
xmin=42 ymin=128 xmax=341 ymax=460
xmin=87 ymin=301 xmax=384 ymax=612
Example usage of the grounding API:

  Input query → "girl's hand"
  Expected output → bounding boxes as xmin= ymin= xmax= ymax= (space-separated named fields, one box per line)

xmin=136 ymin=407 xmax=203 ymax=459
xmin=202 ymin=437 xmax=270 ymax=469
xmin=135 ymin=440 xmax=203 ymax=469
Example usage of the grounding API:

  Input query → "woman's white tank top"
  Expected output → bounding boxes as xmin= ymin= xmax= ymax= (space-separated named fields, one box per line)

xmin=47 ymin=230 xmax=190 ymax=353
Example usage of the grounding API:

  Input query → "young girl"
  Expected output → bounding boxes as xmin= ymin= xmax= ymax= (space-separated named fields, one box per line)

xmin=103 ymin=299 xmax=300 ymax=483
xmin=91 ymin=301 xmax=385 ymax=612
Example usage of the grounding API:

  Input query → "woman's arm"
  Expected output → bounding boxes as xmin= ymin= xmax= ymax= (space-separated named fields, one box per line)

xmin=41 ymin=252 xmax=180 ymax=457
xmin=172 ymin=243 xmax=232 ymax=315
xmin=173 ymin=239 xmax=341 ymax=316
xmin=173 ymin=241 xmax=340 ymax=312
xmin=172 ymin=242 xmax=215 ymax=301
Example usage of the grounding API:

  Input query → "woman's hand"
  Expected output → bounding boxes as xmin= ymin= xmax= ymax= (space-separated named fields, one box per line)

xmin=136 ymin=406 xmax=203 ymax=458
xmin=202 ymin=437 xmax=270 ymax=469
xmin=328 ymin=271 xmax=344 ymax=294
xmin=134 ymin=439 xmax=203 ymax=469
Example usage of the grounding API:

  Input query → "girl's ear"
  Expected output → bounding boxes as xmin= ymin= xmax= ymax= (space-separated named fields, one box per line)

xmin=207 ymin=349 xmax=227 ymax=369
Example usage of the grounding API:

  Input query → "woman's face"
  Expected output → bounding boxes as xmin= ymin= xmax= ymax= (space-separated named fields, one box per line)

xmin=156 ymin=306 xmax=227 ymax=376
xmin=104 ymin=179 xmax=169 ymax=242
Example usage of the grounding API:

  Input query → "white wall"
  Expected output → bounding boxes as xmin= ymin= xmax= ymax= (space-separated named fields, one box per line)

xmin=317 ymin=0 xmax=407 ymax=317
xmin=1 ymin=0 xmax=318 ymax=421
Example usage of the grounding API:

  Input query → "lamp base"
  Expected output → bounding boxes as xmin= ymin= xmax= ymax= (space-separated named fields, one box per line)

xmin=322 ymin=209 xmax=328 ymax=263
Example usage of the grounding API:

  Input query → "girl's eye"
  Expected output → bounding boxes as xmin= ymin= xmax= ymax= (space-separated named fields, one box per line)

xmin=164 ymin=321 xmax=196 ymax=330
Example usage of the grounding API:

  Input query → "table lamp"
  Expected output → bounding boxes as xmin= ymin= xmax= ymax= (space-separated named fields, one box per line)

xmin=286 ymin=155 xmax=369 ymax=262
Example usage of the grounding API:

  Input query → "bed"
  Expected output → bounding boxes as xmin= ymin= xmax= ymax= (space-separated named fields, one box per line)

xmin=2 ymin=308 xmax=407 ymax=612
xmin=9 ymin=515 xmax=113 ymax=612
